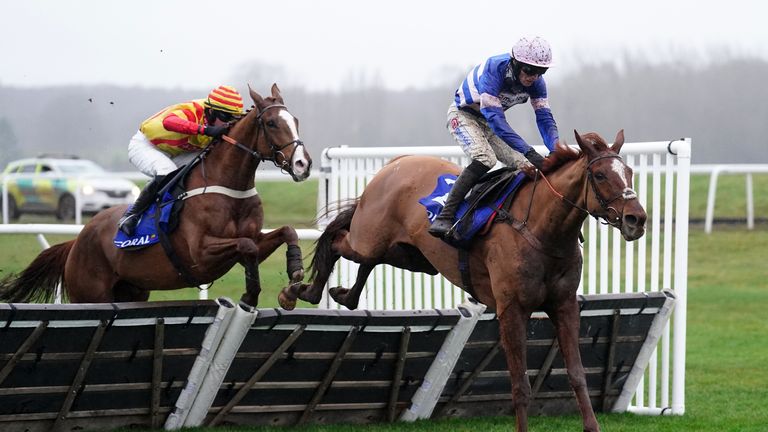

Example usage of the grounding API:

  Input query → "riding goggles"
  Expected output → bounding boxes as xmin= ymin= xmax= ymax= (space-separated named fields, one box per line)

xmin=214 ymin=110 xmax=238 ymax=122
xmin=520 ymin=63 xmax=548 ymax=76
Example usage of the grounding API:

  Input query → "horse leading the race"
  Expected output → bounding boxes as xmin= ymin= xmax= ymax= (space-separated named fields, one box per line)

xmin=280 ymin=130 xmax=647 ymax=432
xmin=0 ymin=84 xmax=311 ymax=306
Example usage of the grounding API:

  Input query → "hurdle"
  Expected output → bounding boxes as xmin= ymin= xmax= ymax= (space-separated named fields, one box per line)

xmin=0 ymin=291 xmax=674 ymax=431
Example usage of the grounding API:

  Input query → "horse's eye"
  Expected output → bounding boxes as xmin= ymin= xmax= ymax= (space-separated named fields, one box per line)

xmin=266 ymin=120 xmax=277 ymax=128
xmin=594 ymin=172 xmax=607 ymax=181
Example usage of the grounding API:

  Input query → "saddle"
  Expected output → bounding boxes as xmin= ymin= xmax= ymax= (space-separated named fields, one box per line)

xmin=420 ymin=167 xmax=527 ymax=249
xmin=112 ymin=165 xmax=189 ymax=251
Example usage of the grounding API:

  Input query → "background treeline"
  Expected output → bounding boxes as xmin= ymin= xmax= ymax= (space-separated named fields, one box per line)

xmin=1 ymin=56 xmax=766 ymax=169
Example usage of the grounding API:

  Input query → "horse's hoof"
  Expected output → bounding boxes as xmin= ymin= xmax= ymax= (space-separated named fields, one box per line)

xmin=290 ymin=268 xmax=305 ymax=283
xmin=278 ymin=292 xmax=296 ymax=310
xmin=328 ymin=286 xmax=341 ymax=302
xmin=238 ymin=300 xmax=256 ymax=311
xmin=328 ymin=286 xmax=351 ymax=306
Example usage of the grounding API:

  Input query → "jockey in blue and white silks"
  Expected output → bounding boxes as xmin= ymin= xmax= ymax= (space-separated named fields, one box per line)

xmin=453 ymin=53 xmax=559 ymax=155
xmin=429 ymin=36 xmax=561 ymax=238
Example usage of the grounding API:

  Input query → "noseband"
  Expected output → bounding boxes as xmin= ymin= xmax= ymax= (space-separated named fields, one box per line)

xmin=220 ymin=103 xmax=305 ymax=174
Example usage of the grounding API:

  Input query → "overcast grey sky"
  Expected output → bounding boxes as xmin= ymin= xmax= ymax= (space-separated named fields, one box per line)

xmin=2 ymin=0 xmax=767 ymax=91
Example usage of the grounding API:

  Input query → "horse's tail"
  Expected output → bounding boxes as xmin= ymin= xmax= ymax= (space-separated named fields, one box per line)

xmin=0 ymin=240 xmax=74 ymax=303
xmin=309 ymin=200 xmax=358 ymax=282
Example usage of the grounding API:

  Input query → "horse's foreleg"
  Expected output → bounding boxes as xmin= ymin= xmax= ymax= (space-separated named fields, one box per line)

xmin=240 ymin=259 xmax=261 ymax=307
xmin=113 ymin=282 xmax=151 ymax=302
xmin=550 ymin=297 xmax=600 ymax=432
xmin=224 ymin=238 xmax=263 ymax=306
xmin=256 ymin=226 xmax=304 ymax=283
xmin=200 ymin=237 xmax=262 ymax=306
xmin=498 ymin=305 xmax=532 ymax=432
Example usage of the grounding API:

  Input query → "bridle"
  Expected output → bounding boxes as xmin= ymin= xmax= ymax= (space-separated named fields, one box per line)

xmin=536 ymin=153 xmax=636 ymax=228
xmin=220 ymin=103 xmax=305 ymax=175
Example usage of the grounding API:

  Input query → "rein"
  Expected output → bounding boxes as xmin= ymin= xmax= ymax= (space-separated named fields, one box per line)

xmin=535 ymin=154 xmax=631 ymax=228
xmin=499 ymin=153 xmax=634 ymax=258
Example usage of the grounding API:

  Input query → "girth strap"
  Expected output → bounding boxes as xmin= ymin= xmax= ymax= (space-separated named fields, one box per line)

xmin=154 ymin=204 xmax=203 ymax=288
xmin=179 ymin=185 xmax=258 ymax=200
xmin=458 ymin=248 xmax=479 ymax=301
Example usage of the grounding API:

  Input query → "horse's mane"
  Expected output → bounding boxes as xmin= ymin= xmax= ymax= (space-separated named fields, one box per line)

xmin=538 ymin=132 xmax=611 ymax=174
xmin=532 ymin=141 xmax=578 ymax=175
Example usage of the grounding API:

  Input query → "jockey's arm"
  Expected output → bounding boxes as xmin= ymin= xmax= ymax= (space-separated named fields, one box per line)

xmin=162 ymin=113 xmax=205 ymax=135
xmin=532 ymin=99 xmax=559 ymax=152
xmin=528 ymin=79 xmax=559 ymax=152
xmin=479 ymin=93 xmax=532 ymax=154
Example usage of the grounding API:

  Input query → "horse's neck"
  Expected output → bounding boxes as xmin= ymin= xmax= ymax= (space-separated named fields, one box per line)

xmin=526 ymin=158 xmax=590 ymax=242
xmin=188 ymin=142 xmax=259 ymax=191
xmin=188 ymin=119 xmax=263 ymax=190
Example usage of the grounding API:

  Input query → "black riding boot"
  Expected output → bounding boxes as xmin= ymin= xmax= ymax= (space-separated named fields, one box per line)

xmin=117 ymin=175 xmax=165 ymax=236
xmin=428 ymin=160 xmax=490 ymax=238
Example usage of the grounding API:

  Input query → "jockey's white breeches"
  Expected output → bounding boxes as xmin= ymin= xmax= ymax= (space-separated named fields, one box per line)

xmin=446 ymin=105 xmax=527 ymax=170
xmin=128 ymin=131 xmax=199 ymax=177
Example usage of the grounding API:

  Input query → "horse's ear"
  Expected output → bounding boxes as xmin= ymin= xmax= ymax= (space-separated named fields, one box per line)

xmin=573 ymin=130 xmax=583 ymax=146
xmin=271 ymin=83 xmax=283 ymax=101
xmin=611 ymin=129 xmax=625 ymax=153
xmin=248 ymin=84 xmax=264 ymax=105
xmin=574 ymin=130 xmax=595 ymax=158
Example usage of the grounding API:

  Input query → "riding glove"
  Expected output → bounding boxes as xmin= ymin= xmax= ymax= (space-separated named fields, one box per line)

xmin=203 ymin=125 xmax=227 ymax=138
xmin=524 ymin=148 xmax=545 ymax=171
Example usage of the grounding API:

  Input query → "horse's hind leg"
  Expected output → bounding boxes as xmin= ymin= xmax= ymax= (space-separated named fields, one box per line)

xmin=549 ymin=297 xmax=600 ymax=432
xmin=279 ymin=226 xmax=382 ymax=310
xmin=65 ymin=241 xmax=119 ymax=303
xmin=328 ymin=263 xmax=375 ymax=310
xmin=278 ymin=266 xmax=335 ymax=310
xmin=278 ymin=229 xmax=348 ymax=310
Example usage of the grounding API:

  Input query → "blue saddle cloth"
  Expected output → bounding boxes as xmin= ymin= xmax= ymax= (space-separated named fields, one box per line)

xmin=419 ymin=170 xmax=526 ymax=248
xmin=113 ymin=191 xmax=175 ymax=250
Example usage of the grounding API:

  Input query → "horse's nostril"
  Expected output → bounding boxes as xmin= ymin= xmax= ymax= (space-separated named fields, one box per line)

xmin=624 ymin=214 xmax=638 ymax=226
xmin=295 ymin=160 xmax=305 ymax=169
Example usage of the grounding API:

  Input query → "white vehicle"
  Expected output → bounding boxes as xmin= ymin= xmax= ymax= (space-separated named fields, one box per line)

xmin=1 ymin=155 xmax=140 ymax=220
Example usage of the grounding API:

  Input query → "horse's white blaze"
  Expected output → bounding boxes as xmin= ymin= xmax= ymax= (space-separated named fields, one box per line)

xmin=279 ymin=110 xmax=310 ymax=180
xmin=279 ymin=110 xmax=300 ymax=141
xmin=611 ymin=158 xmax=637 ymax=199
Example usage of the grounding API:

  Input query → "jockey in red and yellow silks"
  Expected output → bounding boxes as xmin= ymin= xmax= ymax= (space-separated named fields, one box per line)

xmin=139 ymin=100 xmax=213 ymax=156
xmin=118 ymin=85 xmax=244 ymax=236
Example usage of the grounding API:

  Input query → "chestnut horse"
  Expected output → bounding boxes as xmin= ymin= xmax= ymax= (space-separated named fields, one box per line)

xmin=280 ymin=131 xmax=646 ymax=432
xmin=0 ymin=84 xmax=311 ymax=306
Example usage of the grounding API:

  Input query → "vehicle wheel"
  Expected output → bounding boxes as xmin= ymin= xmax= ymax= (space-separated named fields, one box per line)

xmin=56 ymin=194 xmax=76 ymax=220
xmin=3 ymin=195 xmax=20 ymax=220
